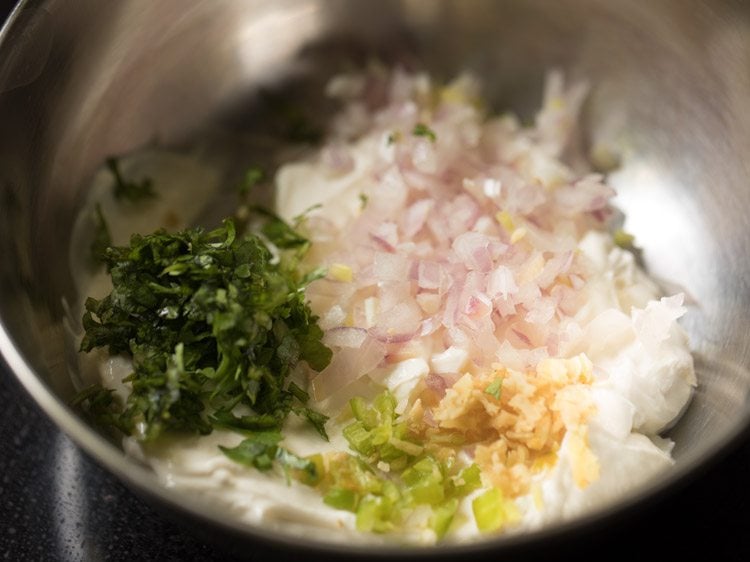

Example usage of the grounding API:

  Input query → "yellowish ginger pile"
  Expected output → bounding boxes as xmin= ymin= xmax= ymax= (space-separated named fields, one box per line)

xmin=409 ymin=354 xmax=599 ymax=500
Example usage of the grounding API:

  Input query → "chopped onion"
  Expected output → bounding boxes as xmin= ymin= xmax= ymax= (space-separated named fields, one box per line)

xmin=417 ymin=260 xmax=443 ymax=290
xmin=402 ymin=199 xmax=435 ymax=238
xmin=312 ymin=335 xmax=386 ymax=400
xmin=452 ymin=232 xmax=494 ymax=272
xmin=487 ymin=266 xmax=518 ymax=300
xmin=425 ymin=373 xmax=448 ymax=398
xmin=370 ymin=221 xmax=399 ymax=252
xmin=295 ymin=67 xmax=629 ymax=409
xmin=323 ymin=327 xmax=368 ymax=348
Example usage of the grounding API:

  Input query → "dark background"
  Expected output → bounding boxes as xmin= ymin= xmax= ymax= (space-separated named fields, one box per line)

xmin=1 ymin=1 xmax=750 ymax=560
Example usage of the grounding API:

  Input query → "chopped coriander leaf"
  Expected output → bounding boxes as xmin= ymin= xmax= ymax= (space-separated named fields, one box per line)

xmin=77 ymin=217 xmax=331 ymax=442
xmin=412 ymin=123 xmax=437 ymax=142
xmin=238 ymin=166 xmax=264 ymax=197
xmin=276 ymin=447 xmax=320 ymax=483
xmin=301 ymin=266 xmax=328 ymax=286
xmin=219 ymin=430 xmax=283 ymax=471
xmin=210 ymin=410 xmax=283 ymax=432
xmin=106 ymin=157 xmax=157 ymax=202
xmin=72 ymin=384 xmax=129 ymax=434
xmin=484 ymin=378 xmax=503 ymax=400
xmin=359 ymin=193 xmax=369 ymax=209
xmin=90 ymin=203 xmax=112 ymax=265
xmin=287 ymin=381 xmax=310 ymax=403
xmin=251 ymin=206 xmax=311 ymax=251
xmin=294 ymin=405 xmax=330 ymax=441
xmin=220 ymin=431 xmax=320 ymax=483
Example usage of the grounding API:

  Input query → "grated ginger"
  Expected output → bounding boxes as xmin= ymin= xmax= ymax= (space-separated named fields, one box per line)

xmin=409 ymin=354 xmax=599 ymax=498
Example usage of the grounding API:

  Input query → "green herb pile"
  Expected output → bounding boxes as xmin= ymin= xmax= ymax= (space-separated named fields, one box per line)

xmin=76 ymin=210 xmax=332 ymax=442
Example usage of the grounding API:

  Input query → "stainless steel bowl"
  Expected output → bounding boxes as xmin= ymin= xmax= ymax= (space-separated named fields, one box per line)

xmin=2 ymin=0 xmax=750 ymax=558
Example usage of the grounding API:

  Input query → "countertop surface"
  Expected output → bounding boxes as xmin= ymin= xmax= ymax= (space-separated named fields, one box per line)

xmin=2 ymin=1 xmax=750 ymax=561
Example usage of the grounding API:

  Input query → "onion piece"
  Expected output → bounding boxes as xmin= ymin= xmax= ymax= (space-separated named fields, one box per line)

xmin=402 ymin=199 xmax=435 ymax=238
xmin=323 ymin=326 xmax=368 ymax=348
xmin=321 ymin=144 xmax=355 ymax=176
xmin=425 ymin=373 xmax=448 ymax=398
xmin=417 ymin=260 xmax=443 ymax=290
xmin=452 ymin=232 xmax=494 ymax=272
xmin=487 ymin=266 xmax=518 ymax=300
xmin=554 ymin=174 xmax=616 ymax=216
xmin=312 ymin=335 xmax=386 ymax=400
xmin=370 ymin=221 xmax=399 ymax=252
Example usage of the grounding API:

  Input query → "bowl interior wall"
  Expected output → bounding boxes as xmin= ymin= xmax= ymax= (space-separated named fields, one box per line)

xmin=1 ymin=0 xmax=750 ymax=530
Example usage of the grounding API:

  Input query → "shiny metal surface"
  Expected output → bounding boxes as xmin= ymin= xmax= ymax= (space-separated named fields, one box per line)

xmin=1 ymin=0 xmax=749 ymax=556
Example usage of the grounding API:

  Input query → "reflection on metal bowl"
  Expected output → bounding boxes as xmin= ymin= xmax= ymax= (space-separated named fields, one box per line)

xmin=1 ymin=0 xmax=750 ymax=558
